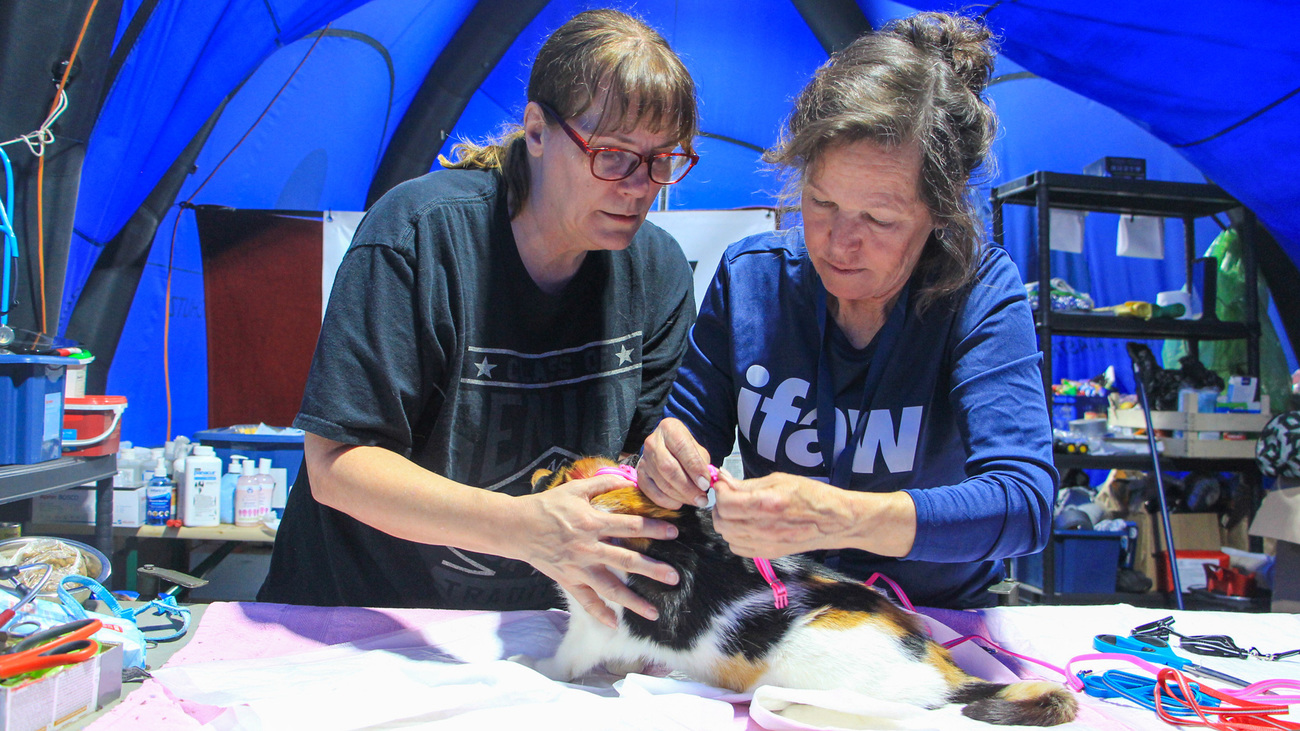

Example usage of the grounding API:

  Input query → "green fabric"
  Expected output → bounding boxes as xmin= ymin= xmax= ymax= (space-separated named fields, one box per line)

xmin=1163 ymin=228 xmax=1294 ymax=412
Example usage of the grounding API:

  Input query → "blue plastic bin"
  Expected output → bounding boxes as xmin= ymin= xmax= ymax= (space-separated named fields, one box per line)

xmin=1015 ymin=530 xmax=1123 ymax=594
xmin=195 ymin=427 xmax=305 ymax=486
xmin=0 ymin=354 xmax=79 ymax=465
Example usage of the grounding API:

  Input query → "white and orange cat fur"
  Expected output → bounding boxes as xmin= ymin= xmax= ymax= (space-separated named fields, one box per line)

xmin=529 ymin=457 xmax=1076 ymax=726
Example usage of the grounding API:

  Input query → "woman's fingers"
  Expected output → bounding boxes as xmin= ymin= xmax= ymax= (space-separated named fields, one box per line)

xmin=561 ymin=580 xmax=617 ymax=628
xmin=636 ymin=470 xmax=683 ymax=510
xmin=641 ymin=419 xmax=712 ymax=508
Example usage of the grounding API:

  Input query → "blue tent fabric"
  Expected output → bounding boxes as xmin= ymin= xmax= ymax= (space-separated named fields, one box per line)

xmin=942 ymin=1 xmax=1300 ymax=265
xmin=10 ymin=0 xmax=1291 ymax=445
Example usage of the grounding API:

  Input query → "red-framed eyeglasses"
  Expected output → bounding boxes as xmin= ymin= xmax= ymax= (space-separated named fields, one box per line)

xmin=538 ymin=103 xmax=698 ymax=185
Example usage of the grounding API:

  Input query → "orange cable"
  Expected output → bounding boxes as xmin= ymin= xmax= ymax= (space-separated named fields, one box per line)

xmin=162 ymin=26 xmax=330 ymax=440
xmin=35 ymin=0 xmax=99 ymax=334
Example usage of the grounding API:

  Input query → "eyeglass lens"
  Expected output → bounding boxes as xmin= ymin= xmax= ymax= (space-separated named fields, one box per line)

xmin=592 ymin=149 xmax=692 ymax=184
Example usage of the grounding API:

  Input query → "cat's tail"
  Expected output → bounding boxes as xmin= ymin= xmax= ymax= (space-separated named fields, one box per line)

xmin=949 ymin=680 xmax=1078 ymax=726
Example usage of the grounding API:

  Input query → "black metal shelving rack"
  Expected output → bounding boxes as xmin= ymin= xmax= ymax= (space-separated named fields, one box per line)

xmin=991 ymin=171 xmax=1261 ymax=605
xmin=0 ymin=456 xmax=118 ymax=558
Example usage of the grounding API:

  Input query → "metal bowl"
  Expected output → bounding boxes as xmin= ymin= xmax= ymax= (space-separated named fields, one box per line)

xmin=0 ymin=537 xmax=111 ymax=601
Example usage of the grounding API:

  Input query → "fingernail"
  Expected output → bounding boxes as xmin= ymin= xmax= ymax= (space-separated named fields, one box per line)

xmin=646 ymin=608 xmax=659 ymax=621
xmin=694 ymin=496 xmax=709 ymax=508
xmin=665 ymin=570 xmax=679 ymax=585
xmin=665 ymin=526 xmax=678 ymax=540
xmin=696 ymin=476 xmax=711 ymax=491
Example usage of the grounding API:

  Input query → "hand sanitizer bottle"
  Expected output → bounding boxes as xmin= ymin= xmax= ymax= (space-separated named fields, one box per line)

xmin=146 ymin=457 xmax=173 ymax=526
xmin=221 ymin=456 xmax=246 ymax=524
xmin=234 ymin=460 xmax=260 ymax=527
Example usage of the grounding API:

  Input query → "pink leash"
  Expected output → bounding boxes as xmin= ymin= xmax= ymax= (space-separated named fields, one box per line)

xmin=595 ymin=462 xmax=790 ymax=609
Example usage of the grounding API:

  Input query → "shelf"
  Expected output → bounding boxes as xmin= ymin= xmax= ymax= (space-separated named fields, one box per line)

xmin=27 ymin=522 xmax=275 ymax=542
xmin=992 ymin=172 xmax=1240 ymax=217
xmin=1053 ymin=452 xmax=1258 ymax=472
xmin=0 ymin=456 xmax=117 ymax=505
xmin=1035 ymin=312 xmax=1254 ymax=340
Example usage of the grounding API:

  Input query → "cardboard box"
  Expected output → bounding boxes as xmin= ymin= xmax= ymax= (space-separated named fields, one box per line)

xmin=31 ymin=486 xmax=148 ymax=527
xmin=1249 ymin=481 xmax=1300 ymax=612
xmin=0 ymin=642 xmax=122 ymax=730
xmin=1134 ymin=511 xmax=1226 ymax=592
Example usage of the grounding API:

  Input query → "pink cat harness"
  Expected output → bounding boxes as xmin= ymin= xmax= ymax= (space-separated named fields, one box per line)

xmin=594 ymin=463 xmax=789 ymax=609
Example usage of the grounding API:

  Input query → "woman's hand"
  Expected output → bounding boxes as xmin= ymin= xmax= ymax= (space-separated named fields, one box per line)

xmin=710 ymin=471 xmax=852 ymax=557
xmin=639 ymin=418 xmax=714 ymax=509
xmin=514 ymin=472 xmax=680 ymax=628
xmin=711 ymin=471 xmax=917 ymax=559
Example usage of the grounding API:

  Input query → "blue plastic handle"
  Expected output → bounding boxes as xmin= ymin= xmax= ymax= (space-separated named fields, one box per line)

xmin=1094 ymin=633 xmax=1189 ymax=669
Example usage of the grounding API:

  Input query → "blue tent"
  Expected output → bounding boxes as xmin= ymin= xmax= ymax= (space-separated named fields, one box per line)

xmin=1 ymin=0 xmax=1296 ymax=446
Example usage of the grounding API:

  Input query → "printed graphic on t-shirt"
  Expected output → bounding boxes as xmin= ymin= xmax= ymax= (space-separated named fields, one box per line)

xmin=418 ymin=332 xmax=646 ymax=609
xmin=736 ymin=363 xmax=923 ymax=475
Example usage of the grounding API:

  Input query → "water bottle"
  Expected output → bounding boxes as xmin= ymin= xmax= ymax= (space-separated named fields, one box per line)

xmin=146 ymin=457 xmax=173 ymax=526
xmin=220 ymin=456 xmax=246 ymax=524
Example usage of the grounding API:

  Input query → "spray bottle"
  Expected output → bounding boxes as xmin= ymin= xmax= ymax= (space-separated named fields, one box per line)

xmin=146 ymin=457 xmax=173 ymax=526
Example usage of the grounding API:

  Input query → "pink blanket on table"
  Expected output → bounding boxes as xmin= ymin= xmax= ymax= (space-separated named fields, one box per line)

xmin=90 ymin=602 xmax=1127 ymax=730
xmin=89 ymin=602 xmax=477 ymax=729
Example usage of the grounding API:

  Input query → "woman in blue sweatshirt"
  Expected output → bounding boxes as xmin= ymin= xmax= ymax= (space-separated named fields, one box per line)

xmin=637 ymin=11 xmax=1057 ymax=609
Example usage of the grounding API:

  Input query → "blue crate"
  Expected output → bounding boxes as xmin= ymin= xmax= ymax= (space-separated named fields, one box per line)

xmin=1051 ymin=394 xmax=1109 ymax=431
xmin=1015 ymin=530 xmax=1122 ymax=594
xmin=0 ymin=354 xmax=78 ymax=465
xmin=195 ymin=428 xmax=305 ymax=486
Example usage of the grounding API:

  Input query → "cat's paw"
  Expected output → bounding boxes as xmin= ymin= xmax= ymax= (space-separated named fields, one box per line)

xmin=507 ymin=653 xmax=540 ymax=670
xmin=530 ymin=655 xmax=570 ymax=681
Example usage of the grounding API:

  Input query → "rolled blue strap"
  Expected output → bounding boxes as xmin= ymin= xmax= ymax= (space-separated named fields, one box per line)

xmin=58 ymin=575 xmax=191 ymax=642
xmin=58 ymin=575 xmax=132 ymax=621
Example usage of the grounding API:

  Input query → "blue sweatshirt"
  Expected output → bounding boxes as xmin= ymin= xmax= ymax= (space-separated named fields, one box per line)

xmin=667 ymin=227 xmax=1058 ymax=608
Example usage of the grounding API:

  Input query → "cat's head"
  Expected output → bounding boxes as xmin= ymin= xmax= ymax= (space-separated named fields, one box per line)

xmin=530 ymin=456 xmax=682 ymax=526
xmin=529 ymin=456 xmax=622 ymax=493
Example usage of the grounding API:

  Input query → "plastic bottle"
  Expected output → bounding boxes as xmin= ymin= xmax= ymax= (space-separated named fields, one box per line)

xmin=234 ymin=460 xmax=261 ymax=527
xmin=182 ymin=445 xmax=222 ymax=527
xmin=146 ymin=457 xmax=173 ymax=526
xmin=255 ymin=458 xmax=275 ymax=522
xmin=220 ymin=456 xmax=246 ymax=524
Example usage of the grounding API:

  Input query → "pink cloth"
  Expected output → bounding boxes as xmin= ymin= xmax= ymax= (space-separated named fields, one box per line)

xmin=89 ymin=602 xmax=477 ymax=729
xmin=90 ymin=602 xmax=1130 ymax=730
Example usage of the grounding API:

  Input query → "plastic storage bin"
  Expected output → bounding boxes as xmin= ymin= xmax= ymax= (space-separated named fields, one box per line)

xmin=195 ymin=427 xmax=305 ymax=486
xmin=62 ymin=395 xmax=128 ymax=457
xmin=1015 ymin=530 xmax=1123 ymax=594
xmin=0 ymin=354 xmax=78 ymax=465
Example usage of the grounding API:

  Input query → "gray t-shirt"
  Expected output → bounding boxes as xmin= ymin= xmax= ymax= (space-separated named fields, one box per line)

xmin=259 ymin=169 xmax=695 ymax=609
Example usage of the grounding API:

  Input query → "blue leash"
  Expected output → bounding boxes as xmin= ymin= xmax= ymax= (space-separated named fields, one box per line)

xmin=1079 ymin=669 xmax=1221 ymax=715
xmin=57 ymin=575 xmax=191 ymax=643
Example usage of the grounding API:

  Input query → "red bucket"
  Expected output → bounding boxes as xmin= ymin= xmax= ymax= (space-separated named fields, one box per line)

xmin=63 ymin=395 xmax=128 ymax=457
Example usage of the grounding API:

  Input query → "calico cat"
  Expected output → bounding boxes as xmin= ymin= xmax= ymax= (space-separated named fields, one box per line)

xmin=530 ymin=456 xmax=1077 ymax=726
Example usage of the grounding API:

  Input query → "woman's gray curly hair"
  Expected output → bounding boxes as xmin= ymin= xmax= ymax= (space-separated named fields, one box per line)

xmin=766 ymin=11 xmax=1000 ymax=312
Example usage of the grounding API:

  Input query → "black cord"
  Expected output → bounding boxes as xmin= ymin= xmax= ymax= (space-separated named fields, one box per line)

xmin=1133 ymin=616 xmax=1300 ymax=661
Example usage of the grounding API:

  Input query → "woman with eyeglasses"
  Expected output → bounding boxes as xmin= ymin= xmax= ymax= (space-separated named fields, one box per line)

xmin=259 ymin=9 xmax=698 ymax=624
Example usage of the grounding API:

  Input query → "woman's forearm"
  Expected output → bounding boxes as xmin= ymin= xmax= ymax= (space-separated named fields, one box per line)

xmin=305 ymin=433 xmax=529 ymax=560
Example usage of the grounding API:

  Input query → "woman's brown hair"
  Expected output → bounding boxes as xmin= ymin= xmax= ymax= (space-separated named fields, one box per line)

xmin=440 ymin=9 xmax=698 ymax=213
xmin=766 ymin=11 xmax=999 ymax=312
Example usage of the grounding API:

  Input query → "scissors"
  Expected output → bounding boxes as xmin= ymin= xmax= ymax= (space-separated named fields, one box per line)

xmin=1094 ymin=634 xmax=1251 ymax=688
xmin=0 ymin=618 xmax=101 ymax=680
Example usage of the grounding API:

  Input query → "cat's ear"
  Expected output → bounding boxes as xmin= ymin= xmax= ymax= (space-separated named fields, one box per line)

xmin=530 ymin=468 xmax=556 ymax=492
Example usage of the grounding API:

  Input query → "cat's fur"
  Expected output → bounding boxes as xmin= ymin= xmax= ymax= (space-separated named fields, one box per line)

xmin=530 ymin=456 xmax=1077 ymax=726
